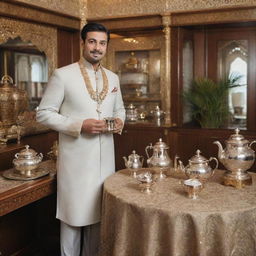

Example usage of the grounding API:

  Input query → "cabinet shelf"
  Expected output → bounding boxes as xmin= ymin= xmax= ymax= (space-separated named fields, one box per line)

xmin=123 ymin=95 xmax=161 ymax=102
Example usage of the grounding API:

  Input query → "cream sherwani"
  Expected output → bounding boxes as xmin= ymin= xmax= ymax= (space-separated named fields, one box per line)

xmin=36 ymin=58 xmax=125 ymax=227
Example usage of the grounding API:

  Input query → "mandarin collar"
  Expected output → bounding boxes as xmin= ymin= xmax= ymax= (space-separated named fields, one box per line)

xmin=82 ymin=57 xmax=102 ymax=72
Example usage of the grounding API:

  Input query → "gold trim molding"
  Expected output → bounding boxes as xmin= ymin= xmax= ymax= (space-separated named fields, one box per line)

xmin=171 ymin=6 xmax=256 ymax=26
xmin=0 ymin=17 xmax=57 ymax=76
xmin=14 ymin=0 xmax=81 ymax=18
xmin=89 ymin=15 xmax=162 ymax=32
xmin=87 ymin=0 xmax=256 ymax=19
xmin=0 ymin=1 xmax=80 ymax=30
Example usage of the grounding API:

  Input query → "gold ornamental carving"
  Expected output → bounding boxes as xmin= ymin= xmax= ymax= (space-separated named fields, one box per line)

xmin=87 ymin=0 xmax=256 ymax=19
xmin=0 ymin=17 xmax=57 ymax=76
xmin=79 ymin=0 xmax=88 ymax=27
xmin=0 ymin=1 xmax=80 ymax=30
xmin=15 ymin=0 xmax=81 ymax=18
xmin=162 ymin=15 xmax=171 ymax=124
xmin=171 ymin=7 xmax=256 ymax=26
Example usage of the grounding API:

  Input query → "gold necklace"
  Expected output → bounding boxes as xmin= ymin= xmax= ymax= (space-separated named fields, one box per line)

xmin=78 ymin=58 xmax=109 ymax=105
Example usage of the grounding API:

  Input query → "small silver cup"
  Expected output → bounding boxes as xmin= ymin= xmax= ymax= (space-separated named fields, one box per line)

xmin=104 ymin=117 xmax=116 ymax=132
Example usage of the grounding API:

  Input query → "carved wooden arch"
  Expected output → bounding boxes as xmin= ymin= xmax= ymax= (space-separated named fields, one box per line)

xmin=0 ymin=17 xmax=57 ymax=76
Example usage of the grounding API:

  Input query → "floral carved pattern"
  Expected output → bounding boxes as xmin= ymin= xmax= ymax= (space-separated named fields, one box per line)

xmin=15 ymin=0 xmax=81 ymax=17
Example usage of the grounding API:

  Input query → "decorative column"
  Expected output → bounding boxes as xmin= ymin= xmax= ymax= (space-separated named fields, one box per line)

xmin=162 ymin=14 xmax=171 ymax=125
xmin=79 ymin=0 xmax=87 ymax=28
xmin=79 ymin=0 xmax=87 ymax=58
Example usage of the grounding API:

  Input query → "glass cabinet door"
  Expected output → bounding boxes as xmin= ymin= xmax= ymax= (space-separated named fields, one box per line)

xmin=217 ymin=40 xmax=248 ymax=128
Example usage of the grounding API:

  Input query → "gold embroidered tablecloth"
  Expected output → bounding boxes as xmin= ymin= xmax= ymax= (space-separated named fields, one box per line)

xmin=100 ymin=169 xmax=256 ymax=256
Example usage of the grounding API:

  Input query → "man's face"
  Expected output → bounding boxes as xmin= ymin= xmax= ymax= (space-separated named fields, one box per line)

xmin=82 ymin=31 xmax=108 ymax=65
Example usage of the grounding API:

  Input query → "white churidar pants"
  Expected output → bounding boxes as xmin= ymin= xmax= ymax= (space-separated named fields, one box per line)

xmin=60 ymin=221 xmax=100 ymax=256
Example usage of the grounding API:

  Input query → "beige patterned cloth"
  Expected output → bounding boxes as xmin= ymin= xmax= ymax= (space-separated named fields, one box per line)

xmin=100 ymin=169 xmax=256 ymax=256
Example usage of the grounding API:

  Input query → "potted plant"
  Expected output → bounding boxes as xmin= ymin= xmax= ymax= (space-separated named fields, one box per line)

xmin=183 ymin=74 xmax=243 ymax=128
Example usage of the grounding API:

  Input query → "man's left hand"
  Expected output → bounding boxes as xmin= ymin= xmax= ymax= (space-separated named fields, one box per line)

xmin=114 ymin=118 xmax=124 ymax=134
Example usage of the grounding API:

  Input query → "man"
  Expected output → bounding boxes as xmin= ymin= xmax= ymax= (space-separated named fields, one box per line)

xmin=36 ymin=23 xmax=125 ymax=256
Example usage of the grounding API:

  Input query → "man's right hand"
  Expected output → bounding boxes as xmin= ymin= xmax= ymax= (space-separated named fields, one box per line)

xmin=81 ymin=119 xmax=106 ymax=134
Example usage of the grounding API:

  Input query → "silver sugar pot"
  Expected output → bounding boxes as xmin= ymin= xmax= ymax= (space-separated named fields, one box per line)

xmin=214 ymin=128 xmax=256 ymax=188
xmin=13 ymin=145 xmax=43 ymax=177
xmin=123 ymin=150 xmax=144 ymax=178
xmin=178 ymin=150 xmax=218 ymax=183
xmin=145 ymin=138 xmax=171 ymax=179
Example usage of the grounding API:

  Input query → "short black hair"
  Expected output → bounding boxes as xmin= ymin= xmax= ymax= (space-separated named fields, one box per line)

xmin=81 ymin=22 xmax=110 ymax=42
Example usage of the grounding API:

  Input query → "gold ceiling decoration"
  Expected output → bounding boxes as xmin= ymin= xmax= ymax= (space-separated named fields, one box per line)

xmin=15 ymin=0 xmax=81 ymax=17
xmin=0 ymin=17 xmax=57 ymax=76
xmin=87 ymin=0 xmax=256 ymax=19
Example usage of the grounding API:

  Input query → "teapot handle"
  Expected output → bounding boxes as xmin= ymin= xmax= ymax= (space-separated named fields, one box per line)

xmin=209 ymin=157 xmax=218 ymax=176
xmin=140 ymin=156 xmax=144 ymax=167
xmin=145 ymin=143 xmax=153 ymax=159
xmin=249 ymin=140 xmax=256 ymax=148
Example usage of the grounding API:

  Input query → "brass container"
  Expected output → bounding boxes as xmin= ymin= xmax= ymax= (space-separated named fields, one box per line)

xmin=214 ymin=128 xmax=256 ymax=189
xmin=0 ymin=75 xmax=29 ymax=128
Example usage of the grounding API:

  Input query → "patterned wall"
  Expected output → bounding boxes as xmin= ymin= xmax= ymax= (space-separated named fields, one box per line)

xmin=87 ymin=0 xmax=256 ymax=19
xmin=15 ymin=0 xmax=86 ymax=18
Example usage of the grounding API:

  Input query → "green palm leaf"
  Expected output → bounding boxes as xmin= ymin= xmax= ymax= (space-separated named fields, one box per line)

xmin=183 ymin=74 xmax=243 ymax=128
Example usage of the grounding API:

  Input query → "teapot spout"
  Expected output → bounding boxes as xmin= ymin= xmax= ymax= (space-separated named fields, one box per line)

xmin=123 ymin=156 xmax=128 ymax=167
xmin=178 ymin=160 xmax=185 ymax=172
xmin=213 ymin=141 xmax=224 ymax=160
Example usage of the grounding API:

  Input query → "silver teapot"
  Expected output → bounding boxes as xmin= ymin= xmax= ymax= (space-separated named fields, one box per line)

xmin=13 ymin=145 xmax=43 ymax=177
xmin=145 ymin=138 xmax=171 ymax=179
xmin=214 ymin=128 xmax=256 ymax=188
xmin=178 ymin=150 xmax=218 ymax=183
xmin=123 ymin=150 xmax=144 ymax=177
xmin=150 ymin=105 xmax=165 ymax=119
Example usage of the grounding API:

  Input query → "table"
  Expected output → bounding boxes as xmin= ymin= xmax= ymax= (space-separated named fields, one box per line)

xmin=0 ymin=160 xmax=56 ymax=216
xmin=100 ymin=169 xmax=256 ymax=256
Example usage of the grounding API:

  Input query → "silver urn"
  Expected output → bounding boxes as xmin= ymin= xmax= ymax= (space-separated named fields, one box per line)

xmin=126 ymin=104 xmax=138 ymax=122
xmin=13 ymin=145 xmax=43 ymax=177
xmin=214 ymin=128 xmax=256 ymax=188
xmin=145 ymin=138 xmax=171 ymax=179
xmin=178 ymin=149 xmax=218 ymax=183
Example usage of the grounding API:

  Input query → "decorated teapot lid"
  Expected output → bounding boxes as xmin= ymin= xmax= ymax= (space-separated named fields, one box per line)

xmin=127 ymin=103 xmax=136 ymax=109
xmin=128 ymin=150 xmax=141 ymax=160
xmin=153 ymin=138 xmax=169 ymax=149
xmin=227 ymin=128 xmax=248 ymax=145
xmin=189 ymin=150 xmax=208 ymax=164
xmin=17 ymin=145 xmax=38 ymax=159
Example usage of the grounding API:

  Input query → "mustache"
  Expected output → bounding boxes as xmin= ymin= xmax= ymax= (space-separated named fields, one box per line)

xmin=90 ymin=50 xmax=103 ymax=55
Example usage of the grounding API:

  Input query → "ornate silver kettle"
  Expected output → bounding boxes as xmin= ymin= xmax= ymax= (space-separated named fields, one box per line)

xmin=178 ymin=150 xmax=218 ymax=183
xmin=123 ymin=150 xmax=144 ymax=177
xmin=145 ymin=138 xmax=172 ymax=168
xmin=13 ymin=145 xmax=43 ymax=177
xmin=213 ymin=128 xmax=256 ymax=188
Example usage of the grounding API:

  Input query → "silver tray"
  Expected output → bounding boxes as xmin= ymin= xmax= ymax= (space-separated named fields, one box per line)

xmin=2 ymin=167 xmax=50 ymax=181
